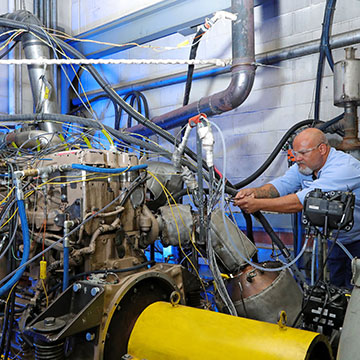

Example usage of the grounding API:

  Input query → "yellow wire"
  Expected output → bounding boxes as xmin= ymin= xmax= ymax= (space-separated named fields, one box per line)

xmin=81 ymin=135 xmax=93 ymax=149
xmin=41 ymin=279 xmax=49 ymax=308
xmin=57 ymin=133 xmax=70 ymax=151
xmin=0 ymin=187 xmax=15 ymax=206
xmin=101 ymin=129 xmax=115 ymax=147
xmin=0 ymin=30 xmax=24 ymax=52
xmin=148 ymin=171 xmax=209 ymax=304
xmin=0 ymin=209 xmax=18 ymax=230
xmin=5 ymin=281 xmax=18 ymax=306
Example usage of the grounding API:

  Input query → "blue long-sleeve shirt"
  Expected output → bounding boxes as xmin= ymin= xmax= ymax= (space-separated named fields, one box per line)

xmin=270 ymin=148 xmax=360 ymax=244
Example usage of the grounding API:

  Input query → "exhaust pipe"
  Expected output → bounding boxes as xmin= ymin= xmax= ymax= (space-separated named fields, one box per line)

xmin=129 ymin=0 xmax=256 ymax=136
xmin=0 ymin=10 xmax=61 ymax=134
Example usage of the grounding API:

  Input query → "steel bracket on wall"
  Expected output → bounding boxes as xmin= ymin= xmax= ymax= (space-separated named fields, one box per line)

xmin=70 ymin=0 xmax=263 ymax=59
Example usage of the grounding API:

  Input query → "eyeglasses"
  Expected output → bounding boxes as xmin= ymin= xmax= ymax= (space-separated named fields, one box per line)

xmin=292 ymin=143 xmax=322 ymax=157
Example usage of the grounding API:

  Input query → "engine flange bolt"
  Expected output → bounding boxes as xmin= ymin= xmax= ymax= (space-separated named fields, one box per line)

xmin=73 ymin=283 xmax=82 ymax=293
xmin=91 ymin=287 xmax=100 ymax=296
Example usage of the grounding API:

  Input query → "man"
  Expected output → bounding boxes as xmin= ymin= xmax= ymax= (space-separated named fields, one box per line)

xmin=233 ymin=128 xmax=360 ymax=288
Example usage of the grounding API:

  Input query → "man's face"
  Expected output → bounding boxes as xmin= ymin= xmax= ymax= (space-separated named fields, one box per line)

xmin=292 ymin=141 xmax=323 ymax=175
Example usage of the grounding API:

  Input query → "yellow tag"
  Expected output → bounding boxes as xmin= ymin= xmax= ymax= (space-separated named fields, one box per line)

xmin=36 ymin=139 xmax=41 ymax=152
xmin=44 ymin=87 xmax=50 ymax=100
xmin=40 ymin=260 xmax=47 ymax=279
xmin=177 ymin=39 xmax=190 ymax=48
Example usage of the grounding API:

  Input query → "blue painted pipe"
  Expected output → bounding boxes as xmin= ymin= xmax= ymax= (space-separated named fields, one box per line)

xmin=0 ymin=199 xmax=30 ymax=296
xmin=63 ymin=246 xmax=69 ymax=292
xmin=71 ymin=164 xmax=148 ymax=173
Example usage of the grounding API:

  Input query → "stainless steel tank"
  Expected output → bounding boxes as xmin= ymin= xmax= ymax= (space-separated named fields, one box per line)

xmin=334 ymin=47 xmax=360 ymax=107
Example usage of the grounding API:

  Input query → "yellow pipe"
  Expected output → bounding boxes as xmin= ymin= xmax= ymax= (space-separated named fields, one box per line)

xmin=128 ymin=302 xmax=332 ymax=360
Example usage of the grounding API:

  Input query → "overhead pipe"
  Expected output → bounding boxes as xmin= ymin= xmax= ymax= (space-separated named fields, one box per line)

xmin=0 ymin=11 xmax=61 ymax=134
xmin=78 ymin=28 xmax=360 ymax=111
xmin=129 ymin=0 xmax=255 ymax=135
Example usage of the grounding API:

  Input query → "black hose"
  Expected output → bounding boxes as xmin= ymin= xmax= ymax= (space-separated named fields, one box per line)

xmin=233 ymin=119 xmax=316 ymax=189
xmin=183 ymin=28 xmax=206 ymax=106
xmin=318 ymin=112 xmax=344 ymax=133
xmin=0 ymin=41 xmax=17 ymax=60
xmin=252 ymin=211 xmax=291 ymax=259
xmin=241 ymin=210 xmax=258 ymax=262
xmin=115 ymin=91 xmax=150 ymax=130
xmin=314 ymin=0 xmax=337 ymax=121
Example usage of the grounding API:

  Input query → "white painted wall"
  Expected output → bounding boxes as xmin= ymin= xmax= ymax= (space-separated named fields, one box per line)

xmin=72 ymin=0 xmax=360 ymax=189
xmin=71 ymin=0 xmax=164 ymax=34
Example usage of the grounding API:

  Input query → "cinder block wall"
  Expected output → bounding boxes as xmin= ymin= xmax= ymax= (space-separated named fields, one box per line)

xmin=69 ymin=0 xmax=360 ymax=192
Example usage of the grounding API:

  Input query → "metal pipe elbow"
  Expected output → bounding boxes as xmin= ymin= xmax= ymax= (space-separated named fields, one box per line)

xmin=206 ymin=64 xmax=256 ymax=113
xmin=0 ymin=10 xmax=42 ymax=26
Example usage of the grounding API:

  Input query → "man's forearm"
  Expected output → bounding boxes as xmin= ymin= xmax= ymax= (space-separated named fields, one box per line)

xmin=254 ymin=184 xmax=280 ymax=199
xmin=253 ymin=194 xmax=303 ymax=213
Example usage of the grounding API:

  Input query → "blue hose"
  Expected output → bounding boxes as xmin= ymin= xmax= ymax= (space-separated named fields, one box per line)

xmin=63 ymin=246 xmax=69 ymax=292
xmin=0 ymin=199 xmax=30 ymax=296
xmin=71 ymin=164 xmax=147 ymax=174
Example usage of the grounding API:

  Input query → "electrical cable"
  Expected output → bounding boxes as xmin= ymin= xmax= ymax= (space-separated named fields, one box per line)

xmin=0 ymin=210 xmax=18 ymax=261
xmin=0 ymin=283 xmax=16 ymax=356
xmin=3 ymin=281 xmax=16 ymax=359
xmin=233 ymin=119 xmax=316 ymax=189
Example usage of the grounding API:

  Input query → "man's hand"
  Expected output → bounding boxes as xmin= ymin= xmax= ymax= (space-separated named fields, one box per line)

xmin=233 ymin=188 xmax=258 ymax=213
xmin=234 ymin=188 xmax=255 ymax=200
xmin=233 ymin=196 xmax=259 ymax=213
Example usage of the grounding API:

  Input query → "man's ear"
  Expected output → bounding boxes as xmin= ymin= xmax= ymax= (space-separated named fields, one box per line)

xmin=318 ymin=143 xmax=327 ymax=155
